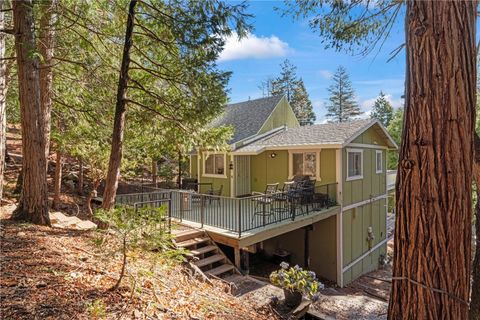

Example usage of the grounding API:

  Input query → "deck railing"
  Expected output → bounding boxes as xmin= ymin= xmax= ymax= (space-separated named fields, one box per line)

xmin=169 ymin=183 xmax=338 ymax=237
xmin=114 ymin=183 xmax=338 ymax=237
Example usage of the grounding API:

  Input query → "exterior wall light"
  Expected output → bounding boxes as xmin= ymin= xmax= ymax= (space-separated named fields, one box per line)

xmin=229 ymin=162 xmax=233 ymax=170
xmin=270 ymin=152 xmax=277 ymax=159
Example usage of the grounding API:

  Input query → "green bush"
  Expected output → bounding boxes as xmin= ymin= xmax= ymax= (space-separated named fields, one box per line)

xmin=270 ymin=262 xmax=324 ymax=300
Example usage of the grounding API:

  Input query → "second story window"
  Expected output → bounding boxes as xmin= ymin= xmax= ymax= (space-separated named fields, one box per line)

xmin=347 ymin=149 xmax=363 ymax=181
xmin=204 ymin=153 xmax=225 ymax=177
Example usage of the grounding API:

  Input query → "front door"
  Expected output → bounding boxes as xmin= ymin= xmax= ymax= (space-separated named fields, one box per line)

xmin=234 ymin=155 xmax=251 ymax=196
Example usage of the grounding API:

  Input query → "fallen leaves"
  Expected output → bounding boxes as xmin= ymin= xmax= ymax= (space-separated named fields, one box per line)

xmin=0 ymin=217 xmax=277 ymax=319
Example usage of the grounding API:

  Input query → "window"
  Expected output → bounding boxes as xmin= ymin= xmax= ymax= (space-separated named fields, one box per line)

xmin=375 ymin=150 xmax=383 ymax=173
xmin=203 ymin=153 xmax=225 ymax=176
xmin=291 ymin=152 xmax=317 ymax=178
xmin=347 ymin=149 xmax=363 ymax=180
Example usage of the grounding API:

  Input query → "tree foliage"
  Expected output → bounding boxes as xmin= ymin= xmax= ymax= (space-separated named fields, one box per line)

xmin=370 ymin=91 xmax=394 ymax=127
xmin=386 ymin=107 xmax=403 ymax=169
xmin=269 ymin=59 xmax=316 ymax=125
xmin=325 ymin=66 xmax=362 ymax=122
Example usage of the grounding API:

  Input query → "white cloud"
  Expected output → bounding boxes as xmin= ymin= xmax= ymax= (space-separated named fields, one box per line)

xmin=318 ymin=70 xmax=333 ymax=80
xmin=218 ymin=33 xmax=290 ymax=62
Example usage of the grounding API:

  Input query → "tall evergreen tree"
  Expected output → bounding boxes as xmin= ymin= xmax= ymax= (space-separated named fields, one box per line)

xmin=370 ymin=91 xmax=393 ymax=127
xmin=325 ymin=66 xmax=362 ymax=122
xmin=270 ymin=59 xmax=298 ymax=100
xmin=291 ymin=79 xmax=316 ymax=125
xmin=269 ymin=60 xmax=315 ymax=125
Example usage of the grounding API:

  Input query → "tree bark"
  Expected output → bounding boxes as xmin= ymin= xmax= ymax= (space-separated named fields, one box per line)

xmin=102 ymin=0 xmax=137 ymax=210
xmin=78 ymin=159 xmax=83 ymax=195
xmin=470 ymin=133 xmax=480 ymax=320
xmin=388 ymin=2 xmax=476 ymax=319
xmin=11 ymin=0 xmax=50 ymax=226
xmin=53 ymin=150 xmax=62 ymax=210
xmin=151 ymin=159 xmax=157 ymax=185
xmin=0 ymin=0 xmax=7 ymax=202
xmin=38 ymin=0 xmax=57 ymax=160
xmin=177 ymin=150 xmax=182 ymax=188
xmin=86 ymin=179 xmax=100 ymax=217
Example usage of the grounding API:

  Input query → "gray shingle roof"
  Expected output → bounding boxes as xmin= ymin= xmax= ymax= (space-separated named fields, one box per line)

xmin=234 ymin=119 xmax=376 ymax=153
xmin=210 ymin=95 xmax=284 ymax=144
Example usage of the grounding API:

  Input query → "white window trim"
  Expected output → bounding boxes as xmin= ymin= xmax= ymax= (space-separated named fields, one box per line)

xmin=288 ymin=149 xmax=321 ymax=181
xmin=346 ymin=148 xmax=363 ymax=181
xmin=375 ymin=150 xmax=383 ymax=174
xmin=202 ymin=152 xmax=228 ymax=179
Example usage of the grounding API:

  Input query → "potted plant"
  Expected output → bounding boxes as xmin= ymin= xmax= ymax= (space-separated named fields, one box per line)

xmin=269 ymin=262 xmax=324 ymax=308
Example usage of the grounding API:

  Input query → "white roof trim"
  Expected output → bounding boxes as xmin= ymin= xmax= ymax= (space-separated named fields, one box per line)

xmin=342 ymin=119 xmax=398 ymax=150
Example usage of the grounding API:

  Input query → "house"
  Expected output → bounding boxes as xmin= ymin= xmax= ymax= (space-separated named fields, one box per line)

xmin=184 ymin=95 xmax=398 ymax=287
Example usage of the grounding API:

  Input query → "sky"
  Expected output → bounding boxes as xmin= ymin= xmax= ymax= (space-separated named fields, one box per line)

xmin=217 ymin=1 xmax=406 ymax=123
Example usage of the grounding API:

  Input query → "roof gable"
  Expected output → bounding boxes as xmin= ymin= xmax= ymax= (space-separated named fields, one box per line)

xmin=233 ymin=119 xmax=398 ymax=154
xmin=210 ymin=95 xmax=284 ymax=144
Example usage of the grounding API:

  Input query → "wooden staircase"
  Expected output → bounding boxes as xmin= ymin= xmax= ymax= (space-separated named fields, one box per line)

xmin=173 ymin=229 xmax=237 ymax=278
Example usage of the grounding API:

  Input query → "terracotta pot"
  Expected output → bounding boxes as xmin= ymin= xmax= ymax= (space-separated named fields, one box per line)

xmin=283 ymin=289 xmax=302 ymax=308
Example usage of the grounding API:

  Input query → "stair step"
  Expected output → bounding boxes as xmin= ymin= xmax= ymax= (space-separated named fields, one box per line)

xmin=195 ymin=254 xmax=225 ymax=268
xmin=206 ymin=264 xmax=235 ymax=277
xmin=176 ymin=237 xmax=210 ymax=248
xmin=189 ymin=245 xmax=217 ymax=257
xmin=174 ymin=229 xmax=204 ymax=242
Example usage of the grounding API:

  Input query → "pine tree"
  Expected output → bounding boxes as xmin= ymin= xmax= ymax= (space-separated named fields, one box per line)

xmin=269 ymin=60 xmax=315 ymax=126
xmin=270 ymin=59 xmax=298 ymax=100
xmin=291 ymin=79 xmax=316 ymax=125
xmin=370 ymin=91 xmax=393 ymax=127
xmin=325 ymin=66 xmax=362 ymax=122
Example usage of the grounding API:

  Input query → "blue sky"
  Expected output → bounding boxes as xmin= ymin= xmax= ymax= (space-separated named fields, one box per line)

xmin=217 ymin=1 xmax=406 ymax=123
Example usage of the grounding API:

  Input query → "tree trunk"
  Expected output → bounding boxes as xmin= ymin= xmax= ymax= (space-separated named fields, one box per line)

xmin=86 ymin=179 xmax=100 ymax=217
xmin=177 ymin=150 xmax=182 ymax=188
xmin=78 ymin=159 xmax=83 ymax=195
xmin=0 ymin=0 xmax=7 ymax=202
xmin=11 ymin=0 xmax=50 ymax=226
xmin=53 ymin=150 xmax=62 ymax=210
xmin=152 ymin=159 xmax=157 ymax=186
xmin=470 ymin=133 xmax=480 ymax=319
xmin=388 ymin=2 xmax=476 ymax=319
xmin=102 ymin=0 xmax=137 ymax=210
xmin=38 ymin=0 xmax=57 ymax=160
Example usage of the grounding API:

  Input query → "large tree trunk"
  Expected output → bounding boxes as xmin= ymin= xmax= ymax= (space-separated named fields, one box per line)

xmin=388 ymin=1 xmax=476 ymax=319
xmin=102 ymin=0 xmax=137 ymax=210
xmin=0 ymin=0 xmax=7 ymax=202
xmin=470 ymin=133 xmax=480 ymax=319
xmin=11 ymin=0 xmax=50 ymax=225
xmin=38 ymin=0 xmax=57 ymax=160
xmin=53 ymin=150 xmax=62 ymax=210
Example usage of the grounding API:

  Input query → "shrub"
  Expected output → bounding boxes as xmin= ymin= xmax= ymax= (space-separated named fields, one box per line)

xmin=269 ymin=262 xmax=324 ymax=300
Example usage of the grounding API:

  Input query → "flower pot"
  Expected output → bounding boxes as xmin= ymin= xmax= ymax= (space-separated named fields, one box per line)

xmin=283 ymin=289 xmax=302 ymax=308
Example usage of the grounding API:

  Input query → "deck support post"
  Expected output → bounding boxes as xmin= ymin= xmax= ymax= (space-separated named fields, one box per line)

xmin=304 ymin=225 xmax=312 ymax=269
xmin=241 ymin=249 xmax=250 ymax=274
xmin=234 ymin=247 xmax=241 ymax=270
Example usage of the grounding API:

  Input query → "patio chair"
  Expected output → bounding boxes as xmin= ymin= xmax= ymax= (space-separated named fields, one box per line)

xmin=206 ymin=185 xmax=223 ymax=205
xmin=300 ymin=179 xmax=316 ymax=211
xmin=251 ymin=183 xmax=279 ymax=223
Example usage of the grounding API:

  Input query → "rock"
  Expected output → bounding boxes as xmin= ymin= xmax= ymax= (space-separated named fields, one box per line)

xmin=64 ymin=172 xmax=79 ymax=182
xmin=17 ymin=232 xmax=26 ymax=237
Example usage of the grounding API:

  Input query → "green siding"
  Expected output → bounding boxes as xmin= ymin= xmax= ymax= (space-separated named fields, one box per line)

xmin=263 ymin=216 xmax=337 ymax=282
xmin=342 ymin=148 xmax=387 ymax=206
xmin=341 ymin=197 xmax=387 ymax=286
xmin=352 ymin=125 xmax=386 ymax=144
xmin=190 ymin=155 xmax=198 ymax=178
xmin=250 ymin=150 xmax=289 ymax=192
xmin=250 ymin=149 xmax=337 ymax=193
xmin=258 ymin=96 xmax=299 ymax=134
xmin=197 ymin=152 xmax=232 ymax=197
